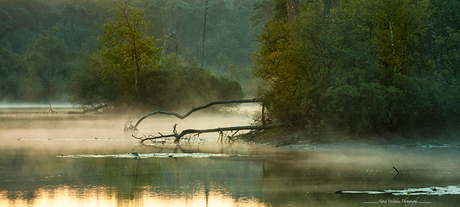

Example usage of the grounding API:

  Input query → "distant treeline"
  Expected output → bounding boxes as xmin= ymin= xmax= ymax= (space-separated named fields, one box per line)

xmin=0 ymin=0 xmax=270 ymax=108
xmin=255 ymin=0 xmax=460 ymax=133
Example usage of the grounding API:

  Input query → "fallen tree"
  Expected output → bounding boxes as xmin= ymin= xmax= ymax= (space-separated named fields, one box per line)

xmin=128 ymin=99 xmax=286 ymax=144
xmin=133 ymin=122 xmax=288 ymax=144
xmin=130 ymin=99 xmax=261 ymax=131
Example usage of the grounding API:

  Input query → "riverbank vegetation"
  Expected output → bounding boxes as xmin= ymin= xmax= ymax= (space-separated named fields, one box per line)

xmin=254 ymin=0 xmax=460 ymax=135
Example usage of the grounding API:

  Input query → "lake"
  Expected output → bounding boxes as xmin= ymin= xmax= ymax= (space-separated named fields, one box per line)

xmin=1 ymin=105 xmax=460 ymax=207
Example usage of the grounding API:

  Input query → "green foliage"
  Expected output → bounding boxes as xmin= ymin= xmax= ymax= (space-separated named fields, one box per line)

xmin=343 ymin=0 xmax=430 ymax=76
xmin=250 ymin=0 xmax=277 ymax=30
xmin=98 ymin=2 xmax=163 ymax=100
xmin=254 ymin=1 xmax=327 ymax=124
xmin=66 ymin=54 xmax=105 ymax=106
xmin=320 ymin=69 xmax=432 ymax=132
xmin=67 ymin=53 xmax=244 ymax=111
xmin=142 ymin=64 xmax=244 ymax=110
xmin=0 ymin=0 xmax=259 ymax=103
xmin=254 ymin=0 xmax=460 ymax=134
xmin=66 ymin=2 xmax=244 ymax=110
xmin=0 ymin=46 xmax=27 ymax=101
xmin=17 ymin=75 xmax=44 ymax=102
xmin=205 ymin=24 xmax=249 ymax=68
xmin=18 ymin=27 xmax=70 ymax=102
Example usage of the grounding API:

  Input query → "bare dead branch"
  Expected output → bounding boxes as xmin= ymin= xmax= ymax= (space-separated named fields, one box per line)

xmin=69 ymin=104 xmax=112 ymax=114
xmin=131 ymin=99 xmax=260 ymax=131
xmin=134 ymin=122 xmax=287 ymax=144
xmin=48 ymin=104 xmax=58 ymax=114
xmin=124 ymin=119 xmax=135 ymax=132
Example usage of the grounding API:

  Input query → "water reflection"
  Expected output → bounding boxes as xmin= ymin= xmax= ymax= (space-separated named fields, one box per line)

xmin=1 ymin=186 xmax=266 ymax=207
xmin=2 ymin=110 xmax=460 ymax=206
xmin=2 ymin=144 xmax=460 ymax=207
xmin=0 ymin=148 xmax=268 ymax=207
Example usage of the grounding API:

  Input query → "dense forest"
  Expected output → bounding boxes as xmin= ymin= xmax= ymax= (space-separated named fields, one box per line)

xmin=0 ymin=0 xmax=267 ymax=110
xmin=2 ymin=0 xmax=460 ymax=134
xmin=255 ymin=0 xmax=460 ymax=134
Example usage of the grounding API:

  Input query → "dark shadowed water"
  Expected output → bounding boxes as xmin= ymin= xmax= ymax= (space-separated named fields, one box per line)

xmin=1 ymin=105 xmax=460 ymax=207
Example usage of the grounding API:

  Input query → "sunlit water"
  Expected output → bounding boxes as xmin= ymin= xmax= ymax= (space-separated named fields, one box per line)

xmin=1 ymin=105 xmax=460 ymax=207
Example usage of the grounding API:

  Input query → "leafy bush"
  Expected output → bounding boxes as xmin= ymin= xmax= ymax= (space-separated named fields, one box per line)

xmin=67 ymin=55 xmax=244 ymax=112
xmin=141 ymin=65 xmax=244 ymax=111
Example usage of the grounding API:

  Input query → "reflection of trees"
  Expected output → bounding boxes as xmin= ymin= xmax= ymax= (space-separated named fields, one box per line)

xmin=0 ymin=149 xmax=43 ymax=202
xmin=0 ymin=148 xmax=166 ymax=201
xmin=1 ymin=147 xmax=264 ymax=203
xmin=4 ymin=146 xmax=460 ymax=206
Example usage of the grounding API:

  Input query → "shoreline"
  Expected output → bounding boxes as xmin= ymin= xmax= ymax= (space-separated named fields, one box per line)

xmin=239 ymin=126 xmax=460 ymax=151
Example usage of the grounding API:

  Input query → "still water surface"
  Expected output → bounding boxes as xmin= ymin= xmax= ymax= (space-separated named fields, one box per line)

xmin=1 ymin=105 xmax=460 ymax=207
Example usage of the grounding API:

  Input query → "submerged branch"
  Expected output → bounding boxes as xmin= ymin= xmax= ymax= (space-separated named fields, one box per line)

xmin=132 ymin=99 xmax=260 ymax=130
xmin=133 ymin=122 xmax=287 ymax=144
xmin=68 ymin=104 xmax=112 ymax=114
xmin=47 ymin=104 xmax=58 ymax=114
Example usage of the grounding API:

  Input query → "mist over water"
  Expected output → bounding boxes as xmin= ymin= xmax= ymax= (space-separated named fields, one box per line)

xmin=1 ymin=106 xmax=460 ymax=207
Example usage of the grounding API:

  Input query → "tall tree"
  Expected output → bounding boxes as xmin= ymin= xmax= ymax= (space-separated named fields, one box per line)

xmin=98 ymin=2 xmax=162 ymax=100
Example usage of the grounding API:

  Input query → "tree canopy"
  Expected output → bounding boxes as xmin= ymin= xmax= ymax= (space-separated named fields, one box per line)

xmin=254 ymin=0 xmax=460 ymax=134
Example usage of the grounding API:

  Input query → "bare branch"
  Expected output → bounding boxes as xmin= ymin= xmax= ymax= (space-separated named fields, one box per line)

xmin=136 ymin=122 xmax=287 ymax=144
xmin=131 ymin=99 xmax=260 ymax=130
xmin=47 ymin=104 xmax=58 ymax=114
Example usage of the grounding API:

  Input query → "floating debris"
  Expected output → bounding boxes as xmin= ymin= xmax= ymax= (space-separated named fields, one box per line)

xmin=57 ymin=152 xmax=246 ymax=159
xmin=17 ymin=138 xmax=131 ymax=141
xmin=341 ymin=185 xmax=460 ymax=196
xmin=421 ymin=144 xmax=459 ymax=148
xmin=393 ymin=166 xmax=400 ymax=174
